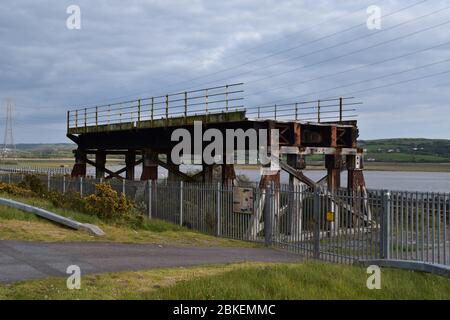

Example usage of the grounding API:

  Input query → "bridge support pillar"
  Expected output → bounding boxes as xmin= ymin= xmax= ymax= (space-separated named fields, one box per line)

xmin=141 ymin=149 xmax=158 ymax=181
xmin=221 ymin=164 xmax=236 ymax=187
xmin=202 ymin=164 xmax=214 ymax=183
xmin=95 ymin=151 xmax=106 ymax=179
xmin=287 ymin=154 xmax=306 ymax=238
xmin=71 ymin=149 xmax=87 ymax=178
xmin=325 ymin=154 xmax=342 ymax=191
xmin=167 ymin=153 xmax=179 ymax=182
xmin=125 ymin=150 xmax=136 ymax=180
xmin=347 ymin=152 xmax=365 ymax=192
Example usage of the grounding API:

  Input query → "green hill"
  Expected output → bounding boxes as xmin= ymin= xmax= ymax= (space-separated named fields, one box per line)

xmin=359 ymin=139 xmax=450 ymax=163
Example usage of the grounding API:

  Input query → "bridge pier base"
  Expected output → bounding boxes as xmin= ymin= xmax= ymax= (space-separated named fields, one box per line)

xmin=125 ymin=150 xmax=136 ymax=180
xmin=287 ymin=154 xmax=306 ymax=238
xmin=141 ymin=149 xmax=158 ymax=181
xmin=347 ymin=153 xmax=365 ymax=192
xmin=95 ymin=151 xmax=106 ymax=179
xmin=167 ymin=154 xmax=179 ymax=182
xmin=221 ymin=164 xmax=236 ymax=187
xmin=71 ymin=149 xmax=87 ymax=178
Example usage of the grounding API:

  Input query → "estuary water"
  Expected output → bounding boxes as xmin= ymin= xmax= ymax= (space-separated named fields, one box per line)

xmin=93 ymin=165 xmax=450 ymax=193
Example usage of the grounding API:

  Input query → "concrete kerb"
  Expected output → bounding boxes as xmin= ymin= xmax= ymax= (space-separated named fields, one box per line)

xmin=0 ymin=197 xmax=105 ymax=236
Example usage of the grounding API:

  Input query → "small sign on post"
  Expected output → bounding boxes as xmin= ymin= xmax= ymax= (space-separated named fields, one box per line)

xmin=233 ymin=187 xmax=254 ymax=214
xmin=326 ymin=211 xmax=335 ymax=222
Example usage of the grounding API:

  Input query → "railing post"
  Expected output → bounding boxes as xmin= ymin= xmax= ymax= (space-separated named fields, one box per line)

xmin=137 ymin=99 xmax=141 ymax=127
xmin=264 ymin=183 xmax=274 ymax=247
xmin=216 ymin=182 xmax=221 ymax=237
xmin=184 ymin=92 xmax=188 ymax=119
xmin=313 ymin=188 xmax=321 ymax=259
xmin=225 ymin=85 xmax=229 ymax=112
xmin=295 ymin=103 xmax=298 ymax=121
xmin=84 ymin=108 xmax=87 ymax=131
xmin=339 ymin=97 xmax=343 ymax=123
xmin=151 ymin=97 xmax=154 ymax=125
xmin=67 ymin=111 xmax=70 ymax=132
xmin=317 ymin=100 xmax=321 ymax=123
xmin=382 ymin=191 xmax=392 ymax=259
xmin=205 ymin=89 xmax=209 ymax=113
xmin=274 ymin=104 xmax=277 ymax=120
xmin=179 ymin=181 xmax=184 ymax=226
xmin=165 ymin=94 xmax=169 ymax=124
xmin=95 ymin=106 xmax=98 ymax=128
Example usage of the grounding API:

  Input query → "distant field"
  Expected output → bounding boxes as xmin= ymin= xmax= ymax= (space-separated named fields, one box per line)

xmin=1 ymin=139 xmax=449 ymax=172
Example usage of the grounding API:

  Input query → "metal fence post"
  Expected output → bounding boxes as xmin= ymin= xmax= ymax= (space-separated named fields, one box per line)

xmin=382 ymin=191 xmax=391 ymax=259
xmin=62 ymin=176 xmax=66 ymax=194
xmin=79 ymin=177 xmax=83 ymax=197
xmin=47 ymin=173 xmax=51 ymax=192
xmin=179 ymin=181 xmax=184 ymax=226
xmin=216 ymin=182 xmax=221 ymax=237
xmin=264 ymin=184 xmax=273 ymax=247
xmin=122 ymin=179 xmax=126 ymax=196
xmin=313 ymin=189 xmax=321 ymax=259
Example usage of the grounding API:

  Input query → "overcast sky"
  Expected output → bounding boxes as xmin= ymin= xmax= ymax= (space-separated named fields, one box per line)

xmin=1 ymin=0 xmax=450 ymax=143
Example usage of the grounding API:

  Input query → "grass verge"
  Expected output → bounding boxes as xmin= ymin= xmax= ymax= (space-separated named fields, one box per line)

xmin=0 ymin=193 xmax=254 ymax=247
xmin=0 ymin=262 xmax=448 ymax=300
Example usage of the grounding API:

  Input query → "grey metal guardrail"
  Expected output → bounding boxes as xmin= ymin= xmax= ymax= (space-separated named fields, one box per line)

xmin=0 ymin=197 xmax=105 ymax=236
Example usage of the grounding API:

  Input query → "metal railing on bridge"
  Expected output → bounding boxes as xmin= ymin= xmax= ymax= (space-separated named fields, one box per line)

xmin=66 ymin=83 xmax=361 ymax=134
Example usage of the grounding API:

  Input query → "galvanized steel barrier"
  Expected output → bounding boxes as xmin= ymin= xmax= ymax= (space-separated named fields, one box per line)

xmin=0 ymin=173 xmax=448 ymax=269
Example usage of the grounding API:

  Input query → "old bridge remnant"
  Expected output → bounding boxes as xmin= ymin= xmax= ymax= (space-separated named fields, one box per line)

xmin=66 ymin=83 xmax=364 ymax=191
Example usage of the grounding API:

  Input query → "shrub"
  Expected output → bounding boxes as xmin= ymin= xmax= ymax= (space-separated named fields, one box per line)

xmin=46 ymin=191 xmax=86 ymax=213
xmin=0 ymin=182 xmax=35 ymax=197
xmin=18 ymin=175 xmax=46 ymax=195
xmin=84 ymin=183 xmax=136 ymax=222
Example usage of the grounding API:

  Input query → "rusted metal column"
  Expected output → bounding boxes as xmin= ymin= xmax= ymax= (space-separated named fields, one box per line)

xmin=167 ymin=153 xmax=179 ymax=182
xmin=347 ymin=151 xmax=365 ymax=192
xmin=221 ymin=164 xmax=236 ymax=187
xmin=125 ymin=150 xmax=136 ymax=180
xmin=287 ymin=154 xmax=306 ymax=238
xmin=325 ymin=154 xmax=342 ymax=191
xmin=141 ymin=149 xmax=158 ymax=181
xmin=71 ymin=149 xmax=87 ymax=178
xmin=202 ymin=164 xmax=214 ymax=183
xmin=95 ymin=151 xmax=106 ymax=179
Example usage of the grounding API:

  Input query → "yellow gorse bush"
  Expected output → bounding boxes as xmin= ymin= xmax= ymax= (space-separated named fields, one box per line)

xmin=0 ymin=182 xmax=35 ymax=197
xmin=84 ymin=183 xmax=134 ymax=220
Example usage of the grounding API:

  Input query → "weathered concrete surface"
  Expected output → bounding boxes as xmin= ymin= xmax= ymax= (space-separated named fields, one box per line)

xmin=0 ymin=197 xmax=105 ymax=236
xmin=0 ymin=240 xmax=302 ymax=283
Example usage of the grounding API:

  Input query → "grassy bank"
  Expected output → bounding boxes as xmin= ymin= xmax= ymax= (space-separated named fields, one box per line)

xmin=0 ymin=192 xmax=253 ymax=247
xmin=1 ymin=262 xmax=448 ymax=300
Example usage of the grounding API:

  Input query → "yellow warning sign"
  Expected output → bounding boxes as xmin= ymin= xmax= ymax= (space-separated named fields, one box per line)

xmin=326 ymin=211 xmax=335 ymax=222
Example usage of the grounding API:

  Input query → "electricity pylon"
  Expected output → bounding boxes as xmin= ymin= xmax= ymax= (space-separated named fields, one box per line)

xmin=1 ymin=98 xmax=16 ymax=160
